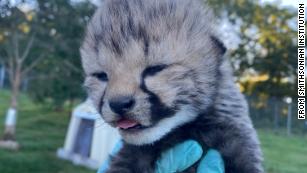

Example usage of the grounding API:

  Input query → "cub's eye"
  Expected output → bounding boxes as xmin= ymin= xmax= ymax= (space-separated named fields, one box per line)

xmin=92 ymin=72 xmax=108 ymax=82
xmin=143 ymin=64 xmax=168 ymax=76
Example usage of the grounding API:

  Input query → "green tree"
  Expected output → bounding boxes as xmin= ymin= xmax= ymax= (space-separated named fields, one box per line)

xmin=27 ymin=0 xmax=95 ymax=109
xmin=0 ymin=1 xmax=47 ymax=144
xmin=0 ymin=0 xmax=95 ymax=146
xmin=207 ymin=0 xmax=297 ymax=98
xmin=207 ymin=0 xmax=299 ymax=131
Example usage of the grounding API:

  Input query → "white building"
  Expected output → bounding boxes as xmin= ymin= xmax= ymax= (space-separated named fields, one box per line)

xmin=57 ymin=99 xmax=120 ymax=169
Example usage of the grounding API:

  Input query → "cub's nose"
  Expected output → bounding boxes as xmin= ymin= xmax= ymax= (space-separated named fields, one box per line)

xmin=109 ymin=96 xmax=135 ymax=115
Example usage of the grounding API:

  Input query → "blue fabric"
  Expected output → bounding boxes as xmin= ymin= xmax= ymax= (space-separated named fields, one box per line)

xmin=155 ymin=140 xmax=203 ymax=173
xmin=97 ymin=140 xmax=123 ymax=173
xmin=196 ymin=149 xmax=224 ymax=173
xmin=97 ymin=140 xmax=224 ymax=173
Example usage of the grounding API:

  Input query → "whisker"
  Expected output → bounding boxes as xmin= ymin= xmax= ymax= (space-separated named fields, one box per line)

xmin=94 ymin=121 xmax=108 ymax=128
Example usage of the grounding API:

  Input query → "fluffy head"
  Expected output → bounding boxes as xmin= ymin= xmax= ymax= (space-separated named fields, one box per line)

xmin=81 ymin=0 xmax=225 ymax=145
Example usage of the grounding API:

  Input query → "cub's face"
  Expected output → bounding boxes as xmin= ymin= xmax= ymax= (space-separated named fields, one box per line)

xmin=81 ymin=0 xmax=225 ymax=145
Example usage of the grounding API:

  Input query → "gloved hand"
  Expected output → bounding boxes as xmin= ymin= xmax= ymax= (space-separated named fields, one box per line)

xmin=155 ymin=140 xmax=224 ymax=173
xmin=97 ymin=140 xmax=224 ymax=173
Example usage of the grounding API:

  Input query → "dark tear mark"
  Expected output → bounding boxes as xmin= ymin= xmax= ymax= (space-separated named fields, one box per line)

xmin=140 ymin=68 xmax=176 ymax=123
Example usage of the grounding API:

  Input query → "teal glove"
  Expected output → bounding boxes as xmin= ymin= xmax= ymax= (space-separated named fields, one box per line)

xmin=97 ymin=140 xmax=224 ymax=173
xmin=155 ymin=140 xmax=224 ymax=173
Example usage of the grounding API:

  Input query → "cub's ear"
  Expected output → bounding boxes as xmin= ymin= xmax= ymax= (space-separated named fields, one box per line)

xmin=210 ymin=36 xmax=226 ymax=55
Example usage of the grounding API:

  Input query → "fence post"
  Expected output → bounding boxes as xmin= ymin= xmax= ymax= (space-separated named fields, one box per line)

xmin=285 ymin=97 xmax=292 ymax=136
xmin=273 ymin=97 xmax=279 ymax=131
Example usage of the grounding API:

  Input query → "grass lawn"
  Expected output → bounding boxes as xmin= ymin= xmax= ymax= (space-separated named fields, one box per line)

xmin=259 ymin=130 xmax=307 ymax=173
xmin=0 ymin=90 xmax=93 ymax=173
xmin=0 ymin=89 xmax=306 ymax=173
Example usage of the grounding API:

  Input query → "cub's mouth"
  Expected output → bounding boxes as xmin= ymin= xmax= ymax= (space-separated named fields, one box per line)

xmin=116 ymin=118 xmax=150 ymax=132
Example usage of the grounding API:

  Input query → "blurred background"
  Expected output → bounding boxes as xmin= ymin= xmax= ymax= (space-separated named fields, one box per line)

xmin=0 ymin=0 xmax=306 ymax=173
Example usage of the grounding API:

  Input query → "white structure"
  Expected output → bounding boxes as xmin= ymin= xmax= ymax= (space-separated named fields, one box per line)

xmin=57 ymin=99 xmax=120 ymax=169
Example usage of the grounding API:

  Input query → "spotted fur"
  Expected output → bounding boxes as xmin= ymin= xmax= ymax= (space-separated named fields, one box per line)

xmin=81 ymin=0 xmax=263 ymax=172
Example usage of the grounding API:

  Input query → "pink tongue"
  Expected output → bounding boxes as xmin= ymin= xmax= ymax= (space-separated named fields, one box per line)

xmin=117 ymin=119 xmax=139 ymax=129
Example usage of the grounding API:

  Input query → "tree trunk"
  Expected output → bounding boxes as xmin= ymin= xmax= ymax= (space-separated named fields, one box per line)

xmin=2 ymin=67 xmax=21 ymax=141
